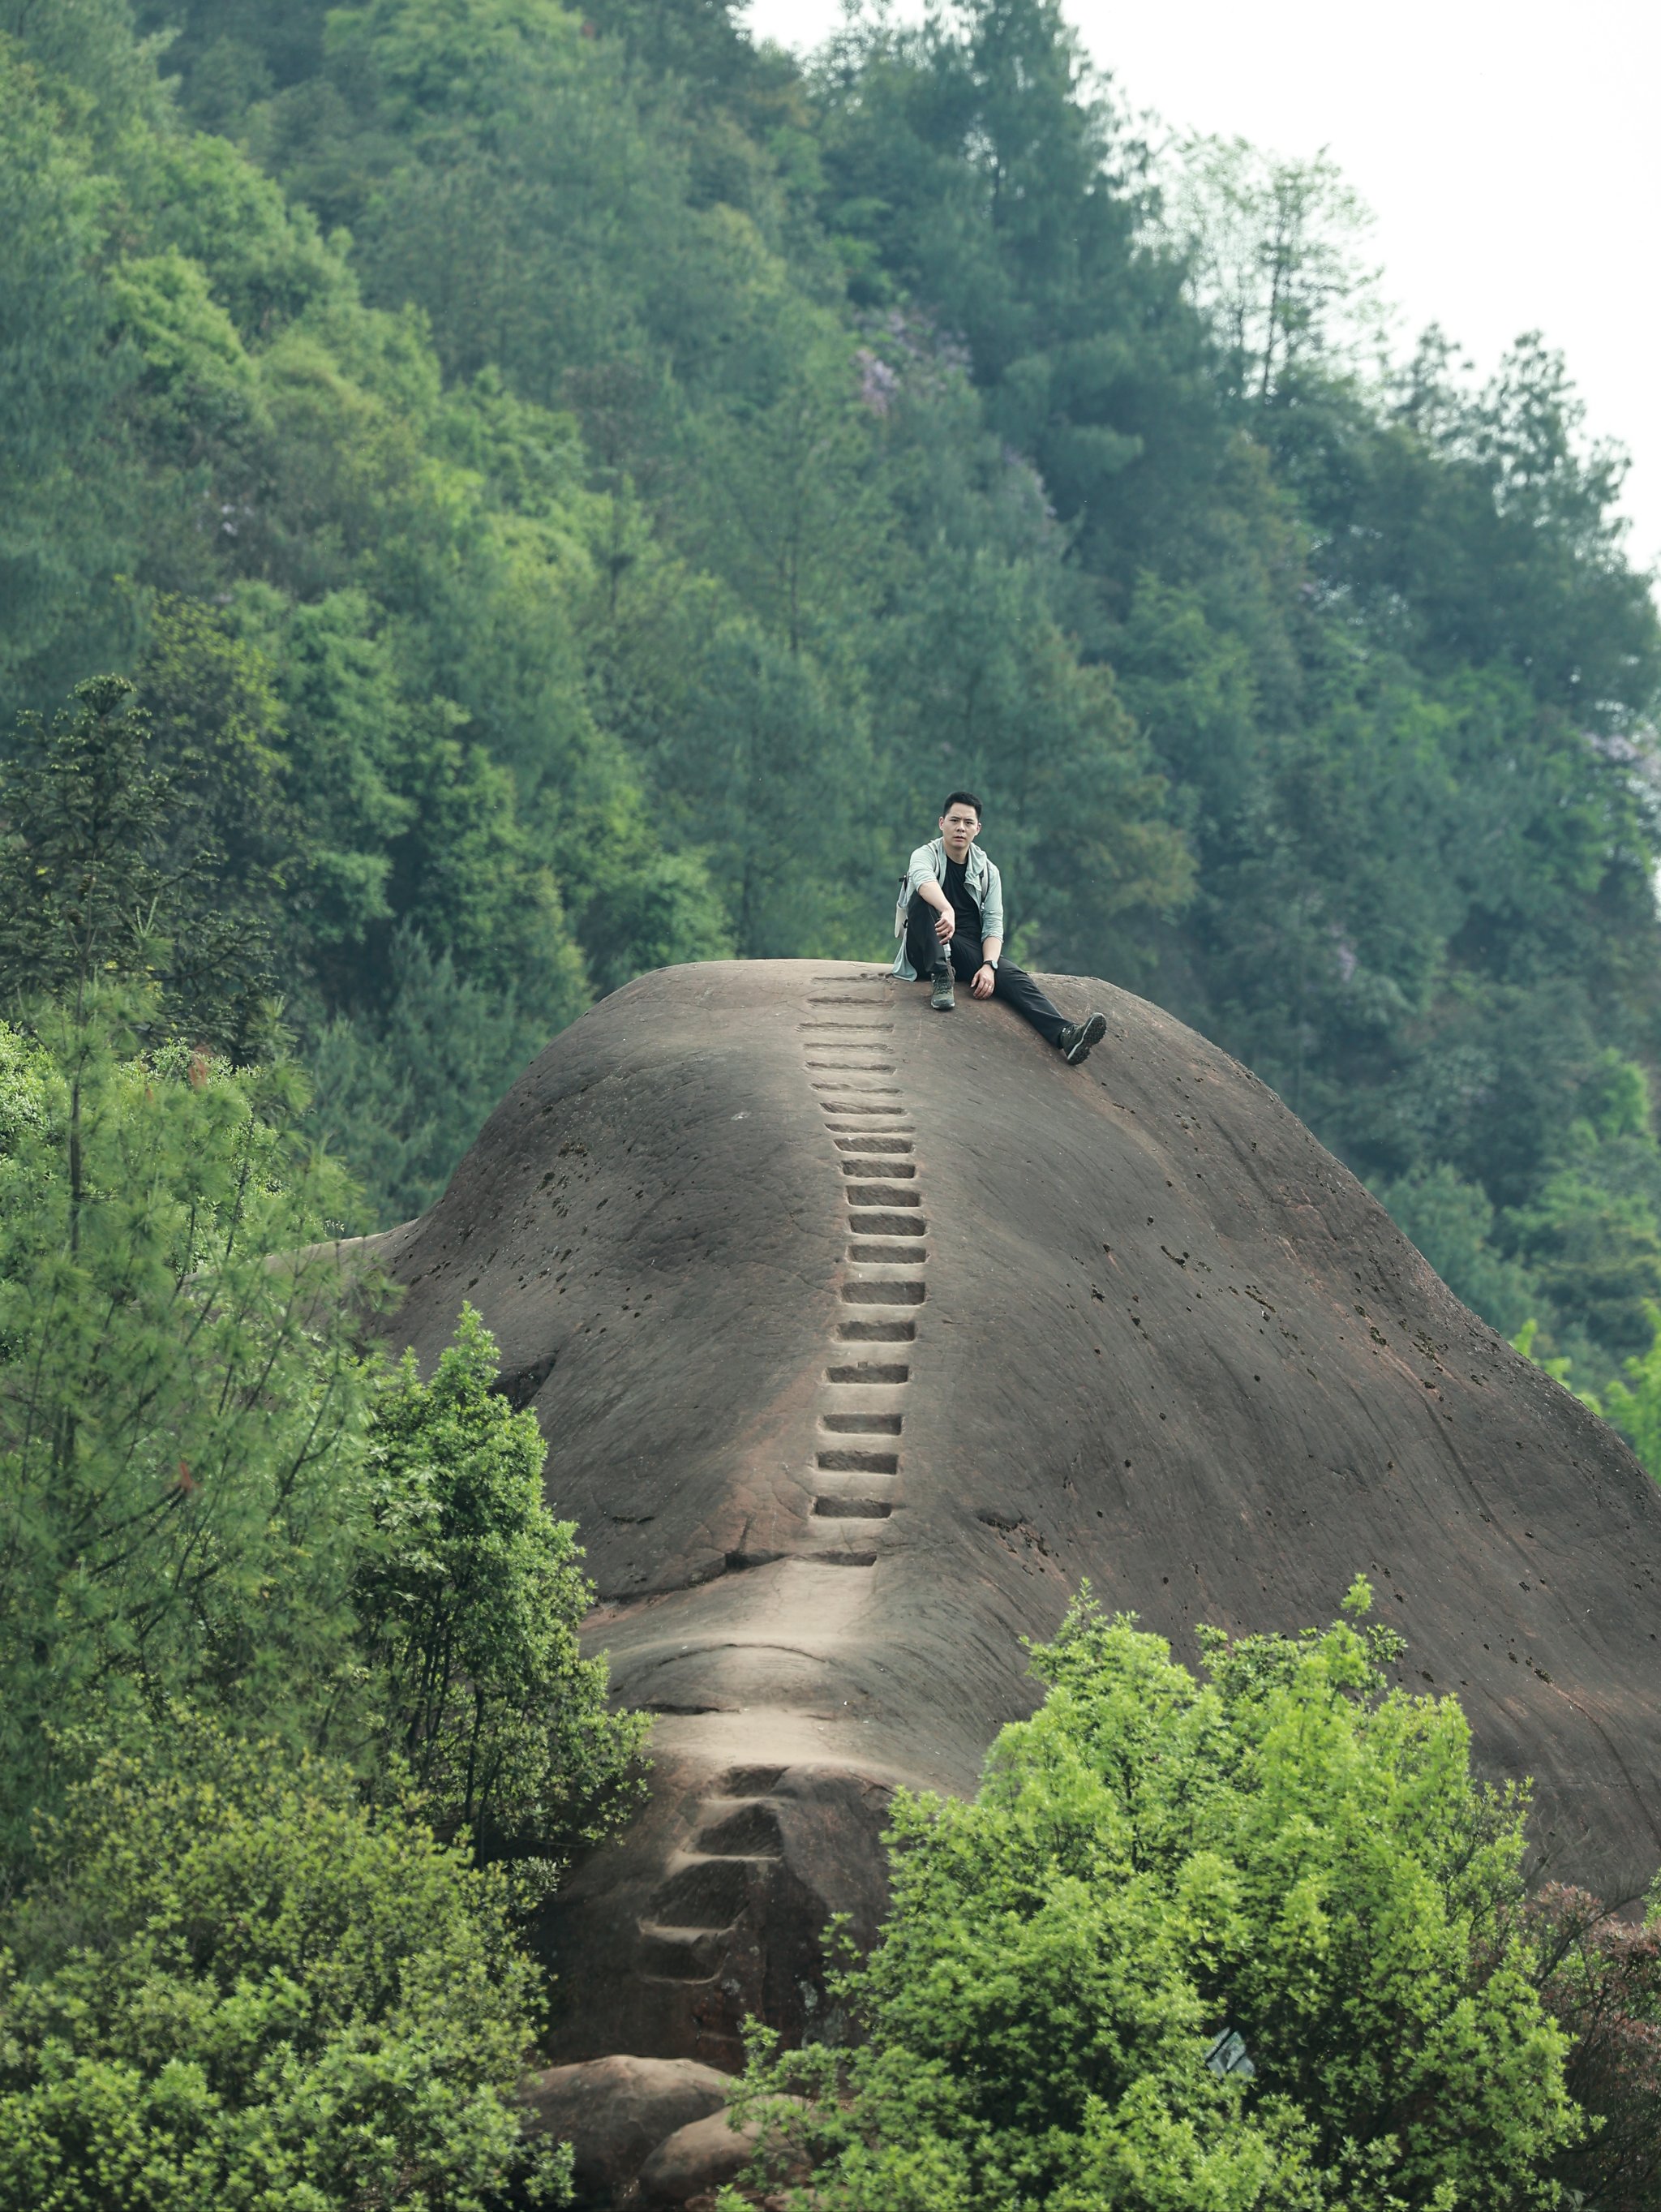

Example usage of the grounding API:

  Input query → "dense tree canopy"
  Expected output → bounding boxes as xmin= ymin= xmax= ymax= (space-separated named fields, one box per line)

xmin=0 ymin=1720 xmax=573 ymax=2210
xmin=5 ymin=0 xmax=1660 ymax=1411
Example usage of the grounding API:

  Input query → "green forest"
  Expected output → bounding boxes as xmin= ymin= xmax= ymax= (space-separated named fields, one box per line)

xmin=8 ymin=0 xmax=1661 ymax=1407
xmin=6 ymin=1 xmax=1661 ymax=2205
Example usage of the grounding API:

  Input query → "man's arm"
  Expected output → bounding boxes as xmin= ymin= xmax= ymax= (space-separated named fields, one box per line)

xmin=971 ymin=934 xmax=1002 ymax=997
xmin=907 ymin=846 xmax=955 ymax=943
xmin=979 ymin=861 xmax=1005 ymax=945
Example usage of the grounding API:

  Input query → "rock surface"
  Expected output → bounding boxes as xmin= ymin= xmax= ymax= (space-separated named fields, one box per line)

xmin=520 ymin=2055 xmax=733 ymax=2201
xmin=636 ymin=2109 xmax=766 ymax=2206
xmin=367 ymin=959 xmax=1661 ymax=2073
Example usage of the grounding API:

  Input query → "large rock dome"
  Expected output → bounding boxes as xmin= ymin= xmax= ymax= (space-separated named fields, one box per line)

xmin=366 ymin=959 xmax=1661 ymax=2072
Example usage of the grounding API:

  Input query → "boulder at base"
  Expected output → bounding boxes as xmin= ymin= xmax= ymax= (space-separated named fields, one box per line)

xmin=520 ymin=2055 xmax=732 ymax=2201
xmin=637 ymin=2108 xmax=782 ymax=2208
xmin=367 ymin=959 xmax=1661 ymax=2077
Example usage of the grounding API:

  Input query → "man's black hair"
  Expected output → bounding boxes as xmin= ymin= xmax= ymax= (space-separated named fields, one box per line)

xmin=941 ymin=790 xmax=983 ymax=820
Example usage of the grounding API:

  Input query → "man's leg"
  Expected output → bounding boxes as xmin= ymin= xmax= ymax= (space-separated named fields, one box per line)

xmin=989 ymin=957 xmax=1068 ymax=1048
xmin=904 ymin=889 xmax=950 ymax=980
xmin=906 ymin=891 xmax=961 ymax=1007
xmin=945 ymin=933 xmax=985 ymax=984
xmin=987 ymin=960 xmax=1106 ymax=1063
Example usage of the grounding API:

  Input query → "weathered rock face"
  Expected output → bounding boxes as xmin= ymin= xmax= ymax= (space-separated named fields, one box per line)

xmin=369 ymin=959 xmax=1661 ymax=2077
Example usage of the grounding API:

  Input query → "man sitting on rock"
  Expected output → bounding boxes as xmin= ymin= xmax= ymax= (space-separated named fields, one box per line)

xmin=892 ymin=791 xmax=1109 ymax=1066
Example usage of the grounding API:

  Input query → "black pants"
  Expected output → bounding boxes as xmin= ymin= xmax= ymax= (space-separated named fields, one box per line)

xmin=904 ymin=890 xmax=1067 ymax=1049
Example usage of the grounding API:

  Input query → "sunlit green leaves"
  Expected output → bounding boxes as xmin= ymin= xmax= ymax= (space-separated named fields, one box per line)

xmin=356 ymin=1306 xmax=648 ymax=1891
xmin=731 ymin=1593 xmax=1577 ymax=2212
xmin=0 ymin=1716 xmax=573 ymax=2211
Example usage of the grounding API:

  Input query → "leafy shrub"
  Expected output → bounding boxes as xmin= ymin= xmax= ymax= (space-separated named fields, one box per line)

xmin=0 ymin=1715 xmax=571 ymax=2211
xmin=724 ymin=1584 xmax=1577 ymax=2212
xmin=356 ymin=1306 xmax=649 ymax=1890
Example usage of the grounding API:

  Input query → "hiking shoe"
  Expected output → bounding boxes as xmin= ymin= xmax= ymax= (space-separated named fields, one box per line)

xmin=929 ymin=964 xmax=955 ymax=1012
xmin=1058 ymin=1012 xmax=1107 ymax=1065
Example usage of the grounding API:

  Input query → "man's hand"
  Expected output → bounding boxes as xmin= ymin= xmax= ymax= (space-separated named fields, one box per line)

xmin=971 ymin=962 xmax=995 ymax=999
xmin=934 ymin=906 xmax=955 ymax=943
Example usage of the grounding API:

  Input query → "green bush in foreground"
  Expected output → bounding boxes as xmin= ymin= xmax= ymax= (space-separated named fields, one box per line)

xmin=0 ymin=1715 xmax=570 ymax=2212
xmin=724 ymin=1585 xmax=1577 ymax=2212
xmin=358 ymin=1306 xmax=650 ymax=1892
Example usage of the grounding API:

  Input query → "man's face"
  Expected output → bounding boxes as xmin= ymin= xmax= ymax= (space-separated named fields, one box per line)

xmin=939 ymin=803 xmax=981 ymax=861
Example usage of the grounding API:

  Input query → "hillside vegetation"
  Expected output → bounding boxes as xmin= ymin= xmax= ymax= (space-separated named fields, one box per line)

xmin=9 ymin=12 xmax=1661 ymax=2201
xmin=6 ymin=0 xmax=1661 ymax=1420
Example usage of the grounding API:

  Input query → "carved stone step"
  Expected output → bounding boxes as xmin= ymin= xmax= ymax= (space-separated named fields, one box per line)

xmin=695 ymin=1802 xmax=784 ymax=1856
xmin=649 ymin=1855 xmax=755 ymax=1927
xmin=637 ymin=1924 xmax=725 ymax=1982
xmin=716 ymin=1766 xmax=785 ymax=1796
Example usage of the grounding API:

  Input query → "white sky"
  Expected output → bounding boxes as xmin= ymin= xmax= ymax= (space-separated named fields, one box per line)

xmin=746 ymin=0 xmax=1661 ymax=578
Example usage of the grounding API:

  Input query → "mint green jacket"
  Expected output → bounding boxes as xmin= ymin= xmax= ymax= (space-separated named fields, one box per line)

xmin=891 ymin=838 xmax=1006 ymax=979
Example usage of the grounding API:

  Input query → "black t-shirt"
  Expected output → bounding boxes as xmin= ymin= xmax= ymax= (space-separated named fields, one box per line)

xmin=942 ymin=857 xmax=981 ymax=941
